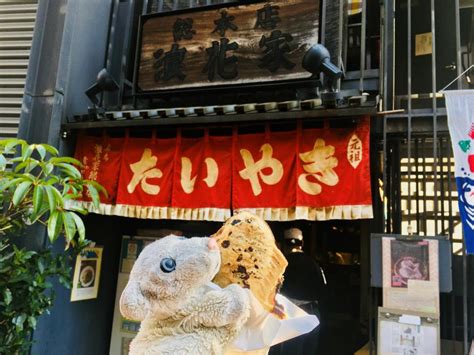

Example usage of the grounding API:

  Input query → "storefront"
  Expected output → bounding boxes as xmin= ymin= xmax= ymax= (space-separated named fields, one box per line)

xmin=16 ymin=0 xmax=473 ymax=354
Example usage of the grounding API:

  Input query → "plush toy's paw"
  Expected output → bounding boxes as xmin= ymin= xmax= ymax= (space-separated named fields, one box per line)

xmin=224 ymin=283 xmax=247 ymax=300
xmin=223 ymin=284 xmax=251 ymax=326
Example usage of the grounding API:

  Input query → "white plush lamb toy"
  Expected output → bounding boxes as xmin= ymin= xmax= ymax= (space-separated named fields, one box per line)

xmin=120 ymin=235 xmax=251 ymax=355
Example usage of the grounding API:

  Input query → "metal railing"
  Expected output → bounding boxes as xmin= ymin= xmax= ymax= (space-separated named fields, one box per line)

xmin=380 ymin=0 xmax=471 ymax=353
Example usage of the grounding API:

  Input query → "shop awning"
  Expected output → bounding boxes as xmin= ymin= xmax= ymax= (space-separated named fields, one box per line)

xmin=62 ymin=102 xmax=377 ymax=131
xmin=71 ymin=114 xmax=374 ymax=222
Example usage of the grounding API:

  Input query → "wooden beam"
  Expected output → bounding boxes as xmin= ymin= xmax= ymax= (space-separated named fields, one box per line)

xmin=62 ymin=106 xmax=377 ymax=130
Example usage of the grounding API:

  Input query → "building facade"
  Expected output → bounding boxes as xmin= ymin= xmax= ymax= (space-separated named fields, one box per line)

xmin=10 ymin=0 xmax=474 ymax=354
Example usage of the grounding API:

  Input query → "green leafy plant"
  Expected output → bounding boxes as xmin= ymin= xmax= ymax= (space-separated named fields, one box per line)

xmin=0 ymin=138 xmax=105 ymax=354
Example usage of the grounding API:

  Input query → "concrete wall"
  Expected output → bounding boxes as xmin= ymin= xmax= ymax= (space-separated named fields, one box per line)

xmin=19 ymin=0 xmax=113 ymax=148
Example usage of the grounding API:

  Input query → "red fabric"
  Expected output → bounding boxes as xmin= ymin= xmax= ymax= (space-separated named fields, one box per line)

xmin=232 ymin=130 xmax=297 ymax=209
xmin=116 ymin=137 xmax=176 ymax=207
xmin=172 ymin=135 xmax=232 ymax=209
xmin=75 ymin=135 xmax=124 ymax=204
xmin=75 ymin=117 xmax=371 ymax=217
xmin=296 ymin=117 xmax=372 ymax=207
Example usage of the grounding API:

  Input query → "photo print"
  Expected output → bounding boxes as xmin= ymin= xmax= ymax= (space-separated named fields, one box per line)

xmin=71 ymin=246 xmax=103 ymax=302
xmin=390 ymin=240 xmax=430 ymax=288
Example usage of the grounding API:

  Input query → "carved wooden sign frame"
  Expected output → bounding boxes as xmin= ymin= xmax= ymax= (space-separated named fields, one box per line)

xmin=134 ymin=0 xmax=320 ymax=94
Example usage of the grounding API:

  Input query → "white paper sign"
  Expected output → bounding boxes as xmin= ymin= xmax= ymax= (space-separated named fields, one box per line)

xmin=398 ymin=314 xmax=421 ymax=326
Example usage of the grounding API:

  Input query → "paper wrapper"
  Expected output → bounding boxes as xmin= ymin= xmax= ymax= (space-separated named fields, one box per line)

xmin=207 ymin=283 xmax=320 ymax=355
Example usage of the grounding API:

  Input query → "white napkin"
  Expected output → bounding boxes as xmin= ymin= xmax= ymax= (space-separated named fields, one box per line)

xmin=206 ymin=283 xmax=320 ymax=354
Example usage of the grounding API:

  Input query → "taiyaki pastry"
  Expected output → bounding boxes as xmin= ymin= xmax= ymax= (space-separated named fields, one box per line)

xmin=212 ymin=212 xmax=288 ymax=318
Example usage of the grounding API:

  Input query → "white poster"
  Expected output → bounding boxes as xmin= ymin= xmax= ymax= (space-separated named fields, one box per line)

xmin=378 ymin=308 xmax=439 ymax=355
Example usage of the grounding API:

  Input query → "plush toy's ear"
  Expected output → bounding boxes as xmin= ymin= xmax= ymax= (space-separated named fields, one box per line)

xmin=119 ymin=280 xmax=148 ymax=321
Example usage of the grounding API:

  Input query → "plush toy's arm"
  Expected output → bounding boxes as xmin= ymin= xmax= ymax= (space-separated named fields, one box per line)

xmin=193 ymin=284 xmax=250 ymax=328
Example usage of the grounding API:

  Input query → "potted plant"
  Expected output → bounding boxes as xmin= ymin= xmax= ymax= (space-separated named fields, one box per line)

xmin=0 ymin=138 xmax=104 ymax=354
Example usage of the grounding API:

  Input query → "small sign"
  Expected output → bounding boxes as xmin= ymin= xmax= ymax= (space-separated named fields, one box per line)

xmin=398 ymin=314 xmax=421 ymax=326
xmin=136 ymin=0 xmax=319 ymax=92
xmin=415 ymin=32 xmax=432 ymax=56
xmin=382 ymin=237 xmax=440 ymax=315
xmin=71 ymin=246 xmax=103 ymax=302
xmin=378 ymin=308 xmax=440 ymax=355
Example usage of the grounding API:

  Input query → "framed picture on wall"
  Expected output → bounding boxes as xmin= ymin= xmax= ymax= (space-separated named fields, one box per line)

xmin=71 ymin=246 xmax=103 ymax=302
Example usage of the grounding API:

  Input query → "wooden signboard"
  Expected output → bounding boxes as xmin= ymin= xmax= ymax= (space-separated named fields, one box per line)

xmin=136 ymin=0 xmax=320 ymax=93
